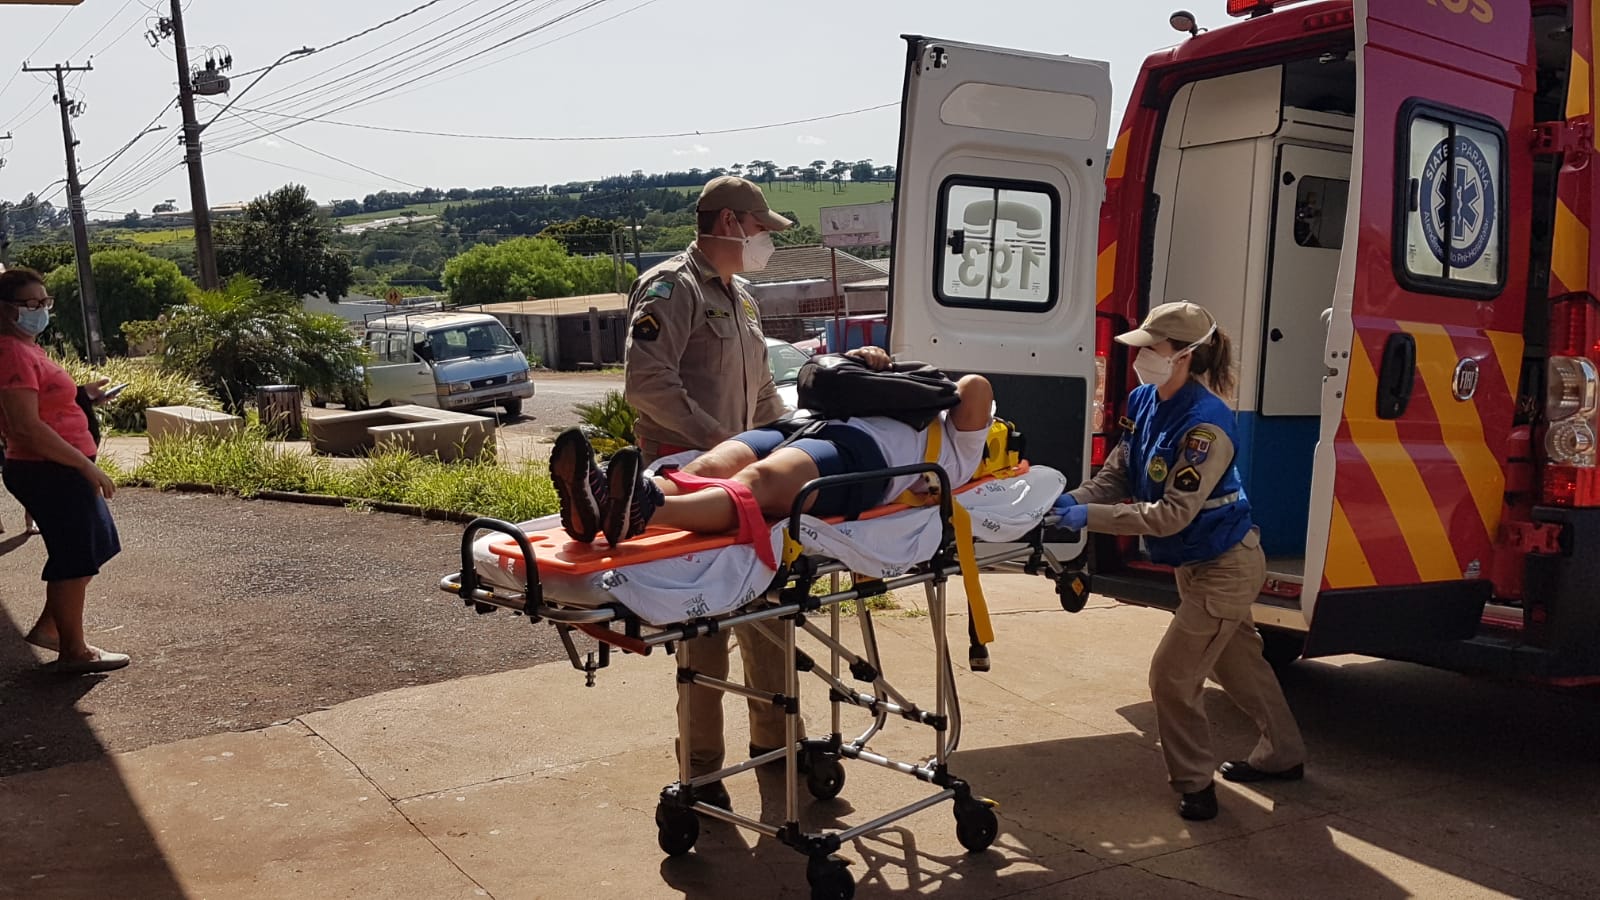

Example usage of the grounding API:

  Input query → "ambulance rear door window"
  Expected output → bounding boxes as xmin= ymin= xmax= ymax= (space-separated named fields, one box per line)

xmin=935 ymin=177 xmax=1060 ymax=312
xmin=1395 ymin=101 xmax=1507 ymax=299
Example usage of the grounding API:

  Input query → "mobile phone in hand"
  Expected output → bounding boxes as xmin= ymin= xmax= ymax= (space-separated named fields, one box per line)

xmin=101 ymin=382 xmax=130 ymax=400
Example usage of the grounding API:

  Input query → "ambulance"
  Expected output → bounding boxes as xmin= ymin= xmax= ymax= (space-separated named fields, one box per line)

xmin=886 ymin=0 xmax=1600 ymax=677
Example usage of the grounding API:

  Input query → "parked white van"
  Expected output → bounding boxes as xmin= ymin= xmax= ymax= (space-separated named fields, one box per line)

xmin=360 ymin=311 xmax=534 ymax=417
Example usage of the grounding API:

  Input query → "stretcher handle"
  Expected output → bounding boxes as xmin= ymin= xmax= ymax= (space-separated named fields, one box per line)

xmin=459 ymin=517 xmax=543 ymax=614
xmin=787 ymin=463 xmax=956 ymax=546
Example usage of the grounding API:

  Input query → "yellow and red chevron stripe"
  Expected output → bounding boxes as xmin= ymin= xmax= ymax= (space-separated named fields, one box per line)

xmin=1323 ymin=320 xmax=1522 ymax=591
xmin=1097 ymin=127 xmax=1131 ymax=306
xmin=1548 ymin=0 xmax=1597 ymax=300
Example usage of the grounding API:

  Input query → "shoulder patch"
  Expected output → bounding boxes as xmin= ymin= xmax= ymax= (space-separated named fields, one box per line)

xmin=645 ymin=280 xmax=674 ymax=300
xmin=1118 ymin=415 xmax=1137 ymax=434
xmin=1172 ymin=465 xmax=1202 ymax=493
xmin=632 ymin=313 xmax=661 ymax=342
xmin=1184 ymin=428 xmax=1215 ymax=465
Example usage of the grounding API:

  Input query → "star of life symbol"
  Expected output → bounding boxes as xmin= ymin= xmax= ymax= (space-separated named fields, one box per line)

xmin=1421 ymin=135 xmax=1495 ymax=270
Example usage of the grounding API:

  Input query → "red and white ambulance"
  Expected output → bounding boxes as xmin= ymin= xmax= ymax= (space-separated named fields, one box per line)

xmin=886 ymin=0 xmax=1600 ymax=677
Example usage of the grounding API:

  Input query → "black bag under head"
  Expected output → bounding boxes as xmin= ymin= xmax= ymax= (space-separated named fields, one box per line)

xmin=796 ymin=353 xmax=960 ymax=430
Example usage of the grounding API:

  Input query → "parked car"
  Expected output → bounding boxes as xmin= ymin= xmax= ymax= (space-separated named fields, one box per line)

xmin=357 ymin=312 xmax=534 ymax=417
xmin=765 ymin=336 xmax=811 ymax=411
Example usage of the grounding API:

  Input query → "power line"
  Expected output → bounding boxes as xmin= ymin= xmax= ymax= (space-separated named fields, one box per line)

xmin=230 ymin=0 xmax=456 ymax=78
xmin=0 ymin=4 xmax=80 ymax=111
xmin=218 ymin=100 xmax=900 ymax=143
xmin=210 ymin=0 xmax=546 ymax=141
xmin=66 ymin=0 xmax=140 ymax=61
xmin=209 ymin=0 xmax=610 ymax=147
xmin=212 ymin=109 xmax=424 ymax=189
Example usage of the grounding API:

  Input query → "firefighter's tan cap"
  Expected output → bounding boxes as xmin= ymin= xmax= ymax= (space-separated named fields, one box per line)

xmin=1116 ymin=301 xmax=1218 ymax=347
xmin=696 ymin=176 xmax=793 ymax=232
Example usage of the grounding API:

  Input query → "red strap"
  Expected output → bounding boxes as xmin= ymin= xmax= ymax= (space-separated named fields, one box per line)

xmin=663 ymin=470 xmax=777 ymax=570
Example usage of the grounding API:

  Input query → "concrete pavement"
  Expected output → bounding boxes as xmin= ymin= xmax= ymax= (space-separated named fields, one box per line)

xmin=2 ymin=572 xmax=1596 ymax=899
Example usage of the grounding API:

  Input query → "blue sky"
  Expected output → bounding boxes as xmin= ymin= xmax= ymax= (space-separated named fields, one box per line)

xmin=0 ymin=0 xmax=1195 ymax=216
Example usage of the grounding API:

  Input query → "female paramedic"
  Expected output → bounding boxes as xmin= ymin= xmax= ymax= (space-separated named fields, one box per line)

xmin=1053 ymin=301 xmax=1305 ymax=822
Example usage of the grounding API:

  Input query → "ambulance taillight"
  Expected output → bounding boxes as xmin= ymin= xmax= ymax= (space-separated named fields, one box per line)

xmin=1542 ymin=296 xmax=1600 ymax=507
xmin=1092 ymin=314 xmax=1114 ymax=466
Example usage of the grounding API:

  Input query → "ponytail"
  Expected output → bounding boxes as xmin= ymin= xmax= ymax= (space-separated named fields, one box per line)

xmin=1170 ymin=328 xmax=1236 ymax=399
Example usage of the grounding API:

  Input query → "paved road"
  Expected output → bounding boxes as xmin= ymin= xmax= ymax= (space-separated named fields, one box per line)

xmin=0 ymin=489 xmax=568 ymax=777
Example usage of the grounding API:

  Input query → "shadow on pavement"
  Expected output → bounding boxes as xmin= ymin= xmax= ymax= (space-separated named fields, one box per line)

xmin=0 ymin=568 xmax=187 ymax=899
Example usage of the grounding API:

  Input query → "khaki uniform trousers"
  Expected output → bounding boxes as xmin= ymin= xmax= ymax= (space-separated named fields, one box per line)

xmin=678 ymin=620 xmax=795 ymax=776
xmin=1150 ymin=529 xmax=1306 ymax=794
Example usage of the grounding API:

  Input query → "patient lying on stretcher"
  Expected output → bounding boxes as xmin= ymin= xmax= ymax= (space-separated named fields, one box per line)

xmin=550 ymin=346 xmax=995 ymax=550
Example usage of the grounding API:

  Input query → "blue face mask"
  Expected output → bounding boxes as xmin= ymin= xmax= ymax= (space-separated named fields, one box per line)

xmin=15 ymin=306 xmax=50 ymax=337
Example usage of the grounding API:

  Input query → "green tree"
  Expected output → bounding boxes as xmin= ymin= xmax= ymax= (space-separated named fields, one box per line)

xmin=537 ymin=216 xmax=624 ymax=256
xmin=215 ymin=184 xmax=353 ymax=300
xmin=46 ymin=249 xmax=197 ymax=356
xmin=442 ymin=237 xmax=636 ymax=305
xmin=850 ymin=159 xmax=876 ymax=183
xmin=140 ymin=276 xmax=365 ymax=412
xmin=773 ymin=224 xmax=821 ymax=247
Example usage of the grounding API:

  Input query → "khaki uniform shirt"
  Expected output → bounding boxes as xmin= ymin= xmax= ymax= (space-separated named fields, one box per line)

xmin=623 ymin=243 xmax=784 ymax=451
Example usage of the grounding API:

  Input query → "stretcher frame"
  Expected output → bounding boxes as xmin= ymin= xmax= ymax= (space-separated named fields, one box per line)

xmin=439 ymin=463 xmax=1085 ymax=900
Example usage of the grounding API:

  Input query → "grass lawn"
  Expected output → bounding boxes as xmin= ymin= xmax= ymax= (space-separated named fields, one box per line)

xmin=94 ymin=227 xmax=196 ymax=245
xmin=671 ymin=181 xmax=895 ymax=229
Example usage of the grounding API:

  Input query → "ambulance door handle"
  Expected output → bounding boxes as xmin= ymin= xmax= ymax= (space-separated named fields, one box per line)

xmin=1376 ymin=332 xmax=1417 ymax=420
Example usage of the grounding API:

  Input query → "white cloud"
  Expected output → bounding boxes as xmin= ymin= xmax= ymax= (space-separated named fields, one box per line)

xmin=796 ymin=135 xmax=826 ymax=146
xmin=673 ymin=143 xmax=710 ymax=156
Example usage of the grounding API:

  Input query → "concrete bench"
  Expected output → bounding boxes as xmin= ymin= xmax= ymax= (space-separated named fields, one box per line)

xmin=308 ymin=405 xmax=495 ymax=462
xmin=145 ymin=406 xmax=245 ymax=441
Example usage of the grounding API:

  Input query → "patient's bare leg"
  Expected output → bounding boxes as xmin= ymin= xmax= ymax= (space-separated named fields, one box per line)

xmin=654 ymin=439 xmax=760 ymax=497
xmin=652 ymin=448 xmax=821 ymax=533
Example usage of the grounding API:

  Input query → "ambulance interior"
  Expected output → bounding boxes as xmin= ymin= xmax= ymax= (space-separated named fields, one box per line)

xmin=1139 ymin=11 xmax=1573 ymax=592
xmin=1144 ymin=53 xmax=1357 ymax=585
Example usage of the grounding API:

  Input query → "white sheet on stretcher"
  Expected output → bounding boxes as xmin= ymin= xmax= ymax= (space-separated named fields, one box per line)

xmin=471 ymin=465 xmax=1065 ymax=627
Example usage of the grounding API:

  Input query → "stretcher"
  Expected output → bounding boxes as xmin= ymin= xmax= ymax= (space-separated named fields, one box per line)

xmin=439 ymin=461 xmax=1090 ymax=900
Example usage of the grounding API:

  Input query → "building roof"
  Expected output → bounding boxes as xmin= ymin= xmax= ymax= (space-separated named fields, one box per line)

xmin=738 ymin=245 xmax=885 ymax=286
xmin=470 ymin=293 xmax=631 ymax=317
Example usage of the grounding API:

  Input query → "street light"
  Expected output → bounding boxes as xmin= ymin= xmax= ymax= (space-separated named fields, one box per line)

xmin=200 ymin=47 xmax=314 ymax=133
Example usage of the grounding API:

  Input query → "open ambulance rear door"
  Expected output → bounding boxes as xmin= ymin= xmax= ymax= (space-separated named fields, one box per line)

xmin=1301 ymin=0 xmax=1531 ymax=657
xmin=887 ymin=36 xmax=1113 ymax=561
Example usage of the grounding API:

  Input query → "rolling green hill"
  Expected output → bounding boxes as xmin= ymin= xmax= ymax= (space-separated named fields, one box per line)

xmin=671 ymin=181 xmax=895 ymax=229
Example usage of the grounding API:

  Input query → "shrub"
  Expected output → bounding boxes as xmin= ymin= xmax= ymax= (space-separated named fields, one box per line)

xmin=54 ymin=354 xmax=219 ymax=433
xmin=133 ymin=276 xmax=366 ymax=412
xmin=128 ymin=430 xmax=558 ymax=521
xmin=574 ymin=390 xmax=636 ymax=459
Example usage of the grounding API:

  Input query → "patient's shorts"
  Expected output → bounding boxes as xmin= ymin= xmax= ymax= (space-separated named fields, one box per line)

xmin=733 ymin=424 xmax=890 ymax=518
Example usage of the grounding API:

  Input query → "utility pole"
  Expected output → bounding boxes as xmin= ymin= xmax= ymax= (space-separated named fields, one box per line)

xmin=0 ymin=131 xmax=12 ymax=267
xmin=22 ymin=62 xmax=104 ymax=362
xmin=164 ymin=0 xmax=219 ymax=290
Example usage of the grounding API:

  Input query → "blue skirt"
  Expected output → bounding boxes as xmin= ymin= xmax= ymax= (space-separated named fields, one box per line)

xmin=3 ymin=458 xmax=121 ymax=581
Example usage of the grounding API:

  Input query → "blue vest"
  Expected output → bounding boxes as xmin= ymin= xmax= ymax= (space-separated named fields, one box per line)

xmin=1123 ymin=380 xmax=1253 ymax=566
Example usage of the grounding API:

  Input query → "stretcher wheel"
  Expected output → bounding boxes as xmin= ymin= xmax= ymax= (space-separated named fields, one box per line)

xmin=805 ymin=757 xmax=847 ymax=801
xmin=806 ymin=856 xmax=855 ymax=900
xmin=654 ymin=802 xmax=699 ymax=857
xmin=953 ymin=799 xmax=998 ymax=853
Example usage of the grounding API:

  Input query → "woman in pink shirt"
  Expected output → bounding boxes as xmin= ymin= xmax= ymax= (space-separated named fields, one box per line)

xmin=0 ymin=267 xmax=127 ymax=674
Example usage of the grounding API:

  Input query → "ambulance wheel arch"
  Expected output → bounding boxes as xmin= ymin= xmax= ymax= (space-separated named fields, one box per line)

xmin=887 ymin=37 xmax=1112 ymax=561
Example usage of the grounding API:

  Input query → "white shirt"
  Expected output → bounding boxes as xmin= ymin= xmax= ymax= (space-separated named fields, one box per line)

xmin=838 ymin=414 xmax=992 ymax=501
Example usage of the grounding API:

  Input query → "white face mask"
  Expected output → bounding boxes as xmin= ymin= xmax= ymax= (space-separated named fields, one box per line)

xmin=1132 ymin=325 xmax=1217 ymax=387
xmin=710 ymin=219 xmax=776 ymax=273
xmin=1132 ymin=347 xmax=1176 ymax=386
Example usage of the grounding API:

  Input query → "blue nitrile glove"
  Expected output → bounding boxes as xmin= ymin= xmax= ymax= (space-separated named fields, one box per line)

xmin=1050 ymin=495 xmax=1089 ymax=530
xmin=1061 ymin=504 xmax=1088 ymax=530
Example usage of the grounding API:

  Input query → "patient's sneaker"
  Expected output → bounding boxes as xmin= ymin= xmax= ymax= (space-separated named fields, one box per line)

xmin=604 ymin=446 xmax=665 ymax=547
xmin=550 ymin=428 xmax=607 ymax=542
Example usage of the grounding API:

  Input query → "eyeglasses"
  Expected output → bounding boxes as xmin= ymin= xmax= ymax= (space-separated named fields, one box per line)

xmin=4 ymin=296 xmax=54 ymax=311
